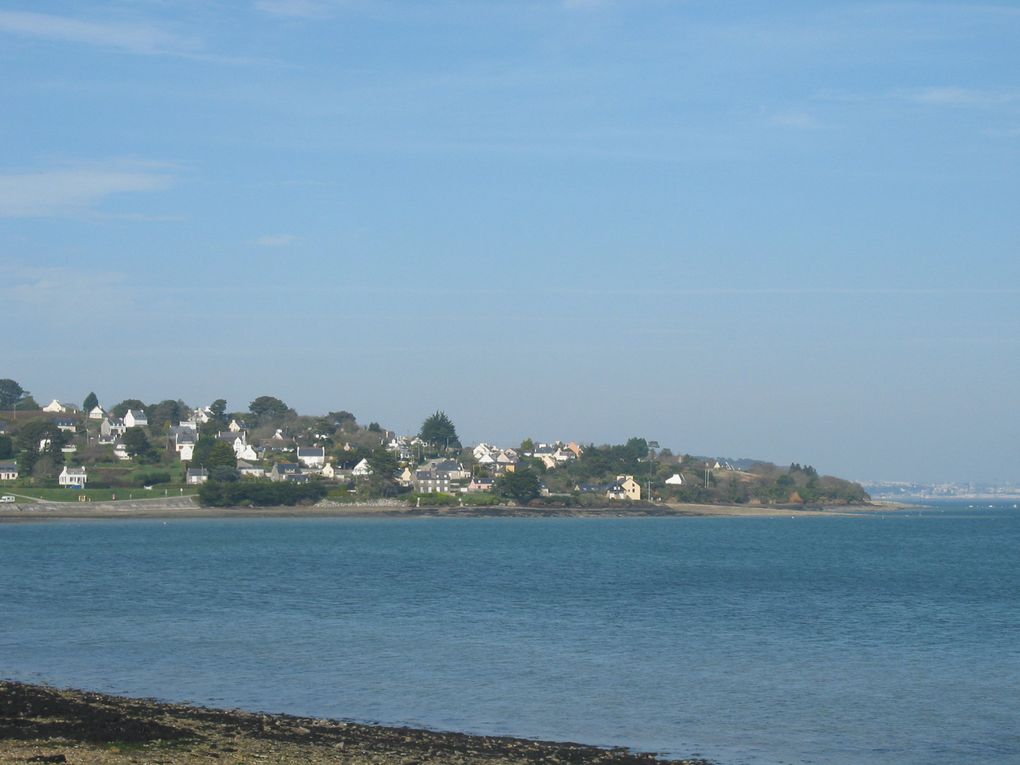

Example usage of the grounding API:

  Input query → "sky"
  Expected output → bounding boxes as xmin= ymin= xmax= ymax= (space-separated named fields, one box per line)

xmin=2 ymin=1 xmax=1018 ymax=484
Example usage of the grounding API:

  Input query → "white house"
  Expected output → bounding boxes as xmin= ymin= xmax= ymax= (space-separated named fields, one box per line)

xmin=113 ymin=443 xmax=131 ymax=461
xmin=0 ymin=461 xmax=18 ymax=481
xmin=296 ymin=447 xmax=326 ymax=469
xmin=101 ymin=418 xmax=127 ymax=438
xmin=172 ymin=426 xmax=197 ymax=453
xmin=473 ymin=443 xmax=495 ymax=461
xmin=665 ymin=473 xmax=685 ymax=486
xmin=320 ymin=462 xmax=344 ymax=480
xmin=186 ymin=468 xmax=209 ymax=485
xmin=237 ymin=460 xmax=265 ymax=478
xmin=88 ymin=405 xmax=105 ymax=420
xmin=179 ymin=444 xmax=194 ymax=462
xmin=58 ymin=466 xmax=87 ymax=488
xmin=218 ymin=431 xmax=257 ymax=461
xmin=53 ymin=418 xmax=76 ymax=433
xmin=43 ymin=399 xmax=66 ymax=413
xmin=124 ymin=409 xmax=148 ymax=428
xmin=352 ymin=458 xmax=373 ymax=477
xmin=228 ymin=419 xmax=243 ymax=432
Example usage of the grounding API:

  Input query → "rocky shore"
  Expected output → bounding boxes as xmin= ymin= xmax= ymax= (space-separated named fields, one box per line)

xmin=0 ymin=681 xmax=712 ymax=765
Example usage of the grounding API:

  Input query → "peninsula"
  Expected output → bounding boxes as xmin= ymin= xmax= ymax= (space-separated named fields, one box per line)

xmin=0 ymin=381 xmax=870 ymax=513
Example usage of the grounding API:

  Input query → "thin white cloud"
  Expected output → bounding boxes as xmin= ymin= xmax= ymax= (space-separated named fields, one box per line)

xmin=0 ymin=161 xmax=176 ymax=219
xmin=0 ymin=10 xmax=198 ymax=56
xmin=909 ymin=86 xmax=1020 ymax=107
xmin=769 ymin=110 xmax=822 ymax=130
xmin=253 ymin=233 xmax=299 ymax=247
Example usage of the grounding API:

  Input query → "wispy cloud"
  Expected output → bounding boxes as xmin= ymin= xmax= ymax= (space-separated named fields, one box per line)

xmin=253 ymin=233 xmax=299 ymax=247
xmin=1 ymin=264 xmax=132 ymax=327
xmin=0 ymin=10 xmax=198 ymax=56
xmin=0 ymin=161 xmax=176 ymax=219
xmin=768 ymin=110 xmax=822 ymax=130
xmin=909 ymin=86 xmax=1020 ymax=107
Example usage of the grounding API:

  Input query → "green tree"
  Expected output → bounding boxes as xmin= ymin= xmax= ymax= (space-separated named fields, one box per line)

xmin=191 ymin=438 xmax=237 ymax=469
xmin=111 ymin=399 xmax=147 ymax=418
xmin=82 ymin=392 xmax=99 ymax=412
xmin=495 ymin=468 xmax=541 ymax=505
xmin=419 ymin=410 xmax=460 ymax=450
xmin=248 ymin=395 xmax=291 ymax=424
xmin=15 ymin=420 xmax=66 ymax=476
xmin=209 ymin=465 xmax=240 ymax=482
xmin=520 ymin=437 xmax=535 ymax=453
xmin=122 ymin=426 xmax=156 ymax=461
xmin=147 ymin=399 xmax=182 ymax=432
xmin=0 ymin=379 xmax=27 ymax=409
xmin=0 ymin=435 xmax=12 ymax=459
xmin=365 ymin=446 xmax=400 ymax=497
xmin=15 ymin=396 xmax=40 ymax=411
xmin=209 ymin=399 xmax=228 ymax=426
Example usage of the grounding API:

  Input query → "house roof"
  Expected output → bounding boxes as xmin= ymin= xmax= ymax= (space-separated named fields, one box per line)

xmin=297 ymin=447 xmax=325 ymax=456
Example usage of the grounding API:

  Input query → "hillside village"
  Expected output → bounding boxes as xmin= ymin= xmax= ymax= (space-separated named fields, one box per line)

xmin=0 ymin=381 xmax=869 ymax=508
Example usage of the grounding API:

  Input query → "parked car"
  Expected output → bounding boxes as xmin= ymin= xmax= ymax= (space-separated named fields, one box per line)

xmin=0 ymin=495 xmax=16 ymax=503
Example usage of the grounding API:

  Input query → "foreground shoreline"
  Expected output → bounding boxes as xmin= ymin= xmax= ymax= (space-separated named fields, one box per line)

xmin=0 ymin=496 xmax=899 ymax=523
xmin=0 ymin=680 xmax=711 ymax=765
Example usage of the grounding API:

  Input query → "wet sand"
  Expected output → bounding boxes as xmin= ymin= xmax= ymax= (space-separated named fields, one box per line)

xmin=0 ymin=681 xmax=711 ymax=765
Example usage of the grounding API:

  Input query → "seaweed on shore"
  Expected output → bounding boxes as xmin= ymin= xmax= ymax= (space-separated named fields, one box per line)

xmin=0 ymin=680 xmax=713 ymax=764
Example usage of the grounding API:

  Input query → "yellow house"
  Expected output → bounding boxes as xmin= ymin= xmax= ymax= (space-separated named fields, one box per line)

xmin=607 ymin=474 xmax=641 ymax=501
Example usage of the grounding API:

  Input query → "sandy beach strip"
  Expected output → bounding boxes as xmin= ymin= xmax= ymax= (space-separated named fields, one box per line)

xmin=0 ymin=495 xmax=896 ymax=523
xmin=0 ymin=680 xmax=711 ymax=765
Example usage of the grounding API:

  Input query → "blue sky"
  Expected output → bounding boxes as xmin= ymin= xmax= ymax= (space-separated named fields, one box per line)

xmin=2 ymin=1 xmax=1018 ymax=483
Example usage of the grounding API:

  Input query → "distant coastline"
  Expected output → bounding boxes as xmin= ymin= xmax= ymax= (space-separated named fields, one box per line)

xmin=0 ymin=495 xmax=902 ymax=523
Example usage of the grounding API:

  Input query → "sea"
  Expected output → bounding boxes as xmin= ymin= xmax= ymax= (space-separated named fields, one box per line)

xmin=2 ymin=501 xmax=1018 ymax=765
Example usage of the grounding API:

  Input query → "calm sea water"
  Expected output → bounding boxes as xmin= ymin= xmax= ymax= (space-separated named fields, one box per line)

xmin=2 ymin=503 xmax=1018 ymax=764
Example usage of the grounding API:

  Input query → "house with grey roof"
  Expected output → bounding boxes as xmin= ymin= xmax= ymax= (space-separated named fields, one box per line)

xmin=186 ymin=468 xmax=209 ymax=485
xmin=123 ymin=409 xmax=148 ymax=428
xmin=296 ymin=446 xmax=326 ymax=468
xmin=58 ymin=466 xmax=87 ymax=488
xmin=269 ymin=463 xmax=302 ymax=482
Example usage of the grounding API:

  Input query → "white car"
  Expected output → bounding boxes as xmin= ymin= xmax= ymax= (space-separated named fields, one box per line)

xmin=0 ymin=495 xmax=16 ymax=503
